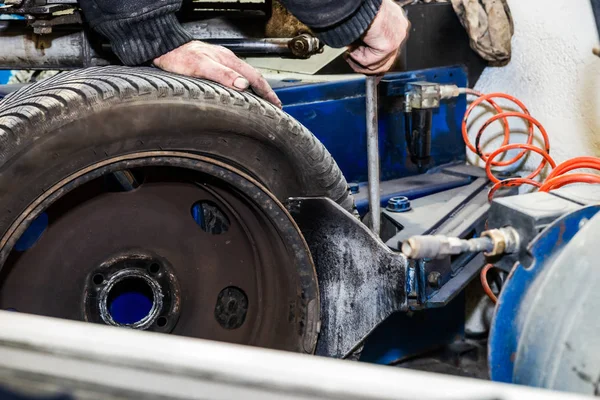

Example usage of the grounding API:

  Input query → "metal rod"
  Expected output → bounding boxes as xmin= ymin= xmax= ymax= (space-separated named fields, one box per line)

xmin=203 ymin=38 xmax=290 ymax=55
xmin=365 ymin=75 xmax=381 ymax=237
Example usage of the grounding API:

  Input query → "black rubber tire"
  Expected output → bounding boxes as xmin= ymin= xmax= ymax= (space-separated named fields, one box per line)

xmin=0 ymin=66 xmax=352 ymax=240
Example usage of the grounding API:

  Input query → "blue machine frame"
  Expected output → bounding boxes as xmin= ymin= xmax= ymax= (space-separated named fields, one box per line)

xmin=276 ymin=66 xmax=474 ymax=365
xmin=278 ymin=66 xmax=468 ymax=186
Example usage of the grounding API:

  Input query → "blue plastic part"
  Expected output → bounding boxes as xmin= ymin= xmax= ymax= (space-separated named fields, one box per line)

xmin=14 ymin=212 xmax=48 ymax=252
xmin=386 ymin=196 xmax=411 ymax=213
xmin=489 ymin=205 xmax=600 ymax=383
xmin=109 ymin=291 xmax=153 ymax=325
xmin=277 ymin=66 xmax=468 ymax=184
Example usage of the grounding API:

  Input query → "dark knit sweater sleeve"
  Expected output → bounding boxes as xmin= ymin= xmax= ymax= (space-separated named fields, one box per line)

xmin=279 ymin=0 xmax=383 ymax=48
xmin=79 ymin=0 xmax=193 ymax=65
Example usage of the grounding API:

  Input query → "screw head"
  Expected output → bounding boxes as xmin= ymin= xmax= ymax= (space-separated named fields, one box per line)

xmin=427 ymin=271 xmax=442 ymax=288
xmin=387 ymin=196 xmax=411 ymax=213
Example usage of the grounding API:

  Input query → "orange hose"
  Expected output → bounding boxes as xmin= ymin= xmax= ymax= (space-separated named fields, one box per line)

xmin=463 ymin=93 xmax=535 ymax=167
xmin=487 ymin=178 xmax=542 ymax=203
xmin=485 ymin=143 xmax=557 ymax=184
xmin=480 ymin=264 xmax=498 ymax=304
xmin=546 ymin=157 xmax=600 ymax=180
xmin=463 ymin=90 xmax=600 ymax=201
xmin=539 ymin=173 xmax=600 ymax=192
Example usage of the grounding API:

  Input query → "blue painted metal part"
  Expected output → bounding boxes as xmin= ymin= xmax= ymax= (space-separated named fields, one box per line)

xmin=386 ymin=196 xmax=411 ymax=213
xmin=360 ymin=292 xmax=465 ymax=364
xmin=277 ymin=66 xmax=468 ymax=185
xmin=489 ymin=205 xmax=600 ymax=383
xmin=352 ymin=162 xmax=474 ymax=215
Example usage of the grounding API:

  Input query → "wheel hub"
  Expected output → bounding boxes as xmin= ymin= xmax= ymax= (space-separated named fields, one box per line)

xmin=0 ymin=153 xmax=319 ymax=353
xmin=84 ymin=250 xmax=180 ymax=332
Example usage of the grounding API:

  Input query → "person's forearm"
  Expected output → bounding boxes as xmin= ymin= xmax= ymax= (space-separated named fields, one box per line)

xmin=278 ymin=0 xmax=382 ymax=48
xmin=79 ymin=0 xmax=193 ymax=65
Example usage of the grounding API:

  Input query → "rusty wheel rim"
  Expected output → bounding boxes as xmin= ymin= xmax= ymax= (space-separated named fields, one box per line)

xmin=0 ymin=152 xmax=319 ymax=353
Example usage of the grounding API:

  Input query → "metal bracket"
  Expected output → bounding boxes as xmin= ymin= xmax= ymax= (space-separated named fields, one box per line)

xmin=286 ymin=197 xmax=408 ymax=358
xmin=383 ymin=168 xmax=491 ymax=309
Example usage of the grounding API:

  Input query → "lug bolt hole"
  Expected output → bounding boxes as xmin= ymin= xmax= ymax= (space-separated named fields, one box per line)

xmin=157 ymin=316 xmax=168 ymax=327
xmin=149 ymin=263 xmax=161 ymax=274
xmin=93 ymin=274 xmax=105 ymax=285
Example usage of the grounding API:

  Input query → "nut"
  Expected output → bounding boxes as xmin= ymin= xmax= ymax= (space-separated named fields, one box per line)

xmin=481 ymin=227 xmax=520 ymax=257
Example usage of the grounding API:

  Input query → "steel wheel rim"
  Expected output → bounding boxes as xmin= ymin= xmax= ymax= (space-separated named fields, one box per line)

xmin=0 ymin=152 xmax=319 ymax=353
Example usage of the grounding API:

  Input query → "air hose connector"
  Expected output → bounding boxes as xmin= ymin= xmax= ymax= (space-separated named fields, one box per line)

xmin=402 ymin=227 xmax=520 ymax=260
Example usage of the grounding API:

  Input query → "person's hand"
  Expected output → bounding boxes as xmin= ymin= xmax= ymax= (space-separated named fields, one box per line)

xmin=154 ymin=41 xmax=282 ymax=108
xmin=346 ymin=0 xmax=410 ymax=74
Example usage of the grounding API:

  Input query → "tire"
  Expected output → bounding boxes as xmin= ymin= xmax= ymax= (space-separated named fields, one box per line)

xmin=0 ymin=66 xmax=354 ymax=353
xmin=0 ymin=66 xmax=353 ymax=237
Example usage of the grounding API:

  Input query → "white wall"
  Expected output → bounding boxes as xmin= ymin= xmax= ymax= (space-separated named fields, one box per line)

xmin=470 ymin=0 xmax=600 ymax=173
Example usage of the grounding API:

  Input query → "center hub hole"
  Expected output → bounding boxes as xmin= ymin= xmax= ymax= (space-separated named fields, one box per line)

xmin=107 ymin=277 xmax=154 ymax=325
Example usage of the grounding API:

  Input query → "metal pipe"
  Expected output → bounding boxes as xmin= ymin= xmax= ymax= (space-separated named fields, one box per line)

xmin=365 ymin=75 xmax=381 ymax=237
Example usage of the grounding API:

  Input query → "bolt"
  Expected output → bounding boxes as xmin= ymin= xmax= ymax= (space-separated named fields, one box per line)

xmin=387 ymin=196 xmax=411 ymax=213
xmin=349 ymin=183 xmax=360 ymax=194
xmin=293 ymin=40 xmax=306 ymax=51
xmin=427 ymin=271 xmax=442 ymax=288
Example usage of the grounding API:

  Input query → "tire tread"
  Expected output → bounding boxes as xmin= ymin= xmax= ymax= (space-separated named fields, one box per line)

xmin=0 ymin=66 xmax=351 ymax=210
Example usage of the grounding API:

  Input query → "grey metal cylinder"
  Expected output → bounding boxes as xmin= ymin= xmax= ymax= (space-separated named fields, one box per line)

xmin=490 ymin=207 xmax=600 ymax=395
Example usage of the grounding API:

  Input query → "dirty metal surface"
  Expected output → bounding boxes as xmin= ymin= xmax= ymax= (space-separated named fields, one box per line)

xmin=0 ymin=154 xmax=319 ymax=354
xmin=287 ymin=197 xmax=408 ymax=358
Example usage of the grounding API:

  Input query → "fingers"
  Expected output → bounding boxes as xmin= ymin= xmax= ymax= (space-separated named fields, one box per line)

xmin=348 ymin=47 xmax=392 ymax=71
xmin=217 ymin=50 xmax=282 ymax=108
xmin=153 ymin=41 xmax=282 ymax=108
xmin=190 ymin=58 xmax=250 ymax=92
xmin=345 ymin=49 xmax=398 ymax=75
xmin=344 ymin=0 xmax=410 ymax=75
